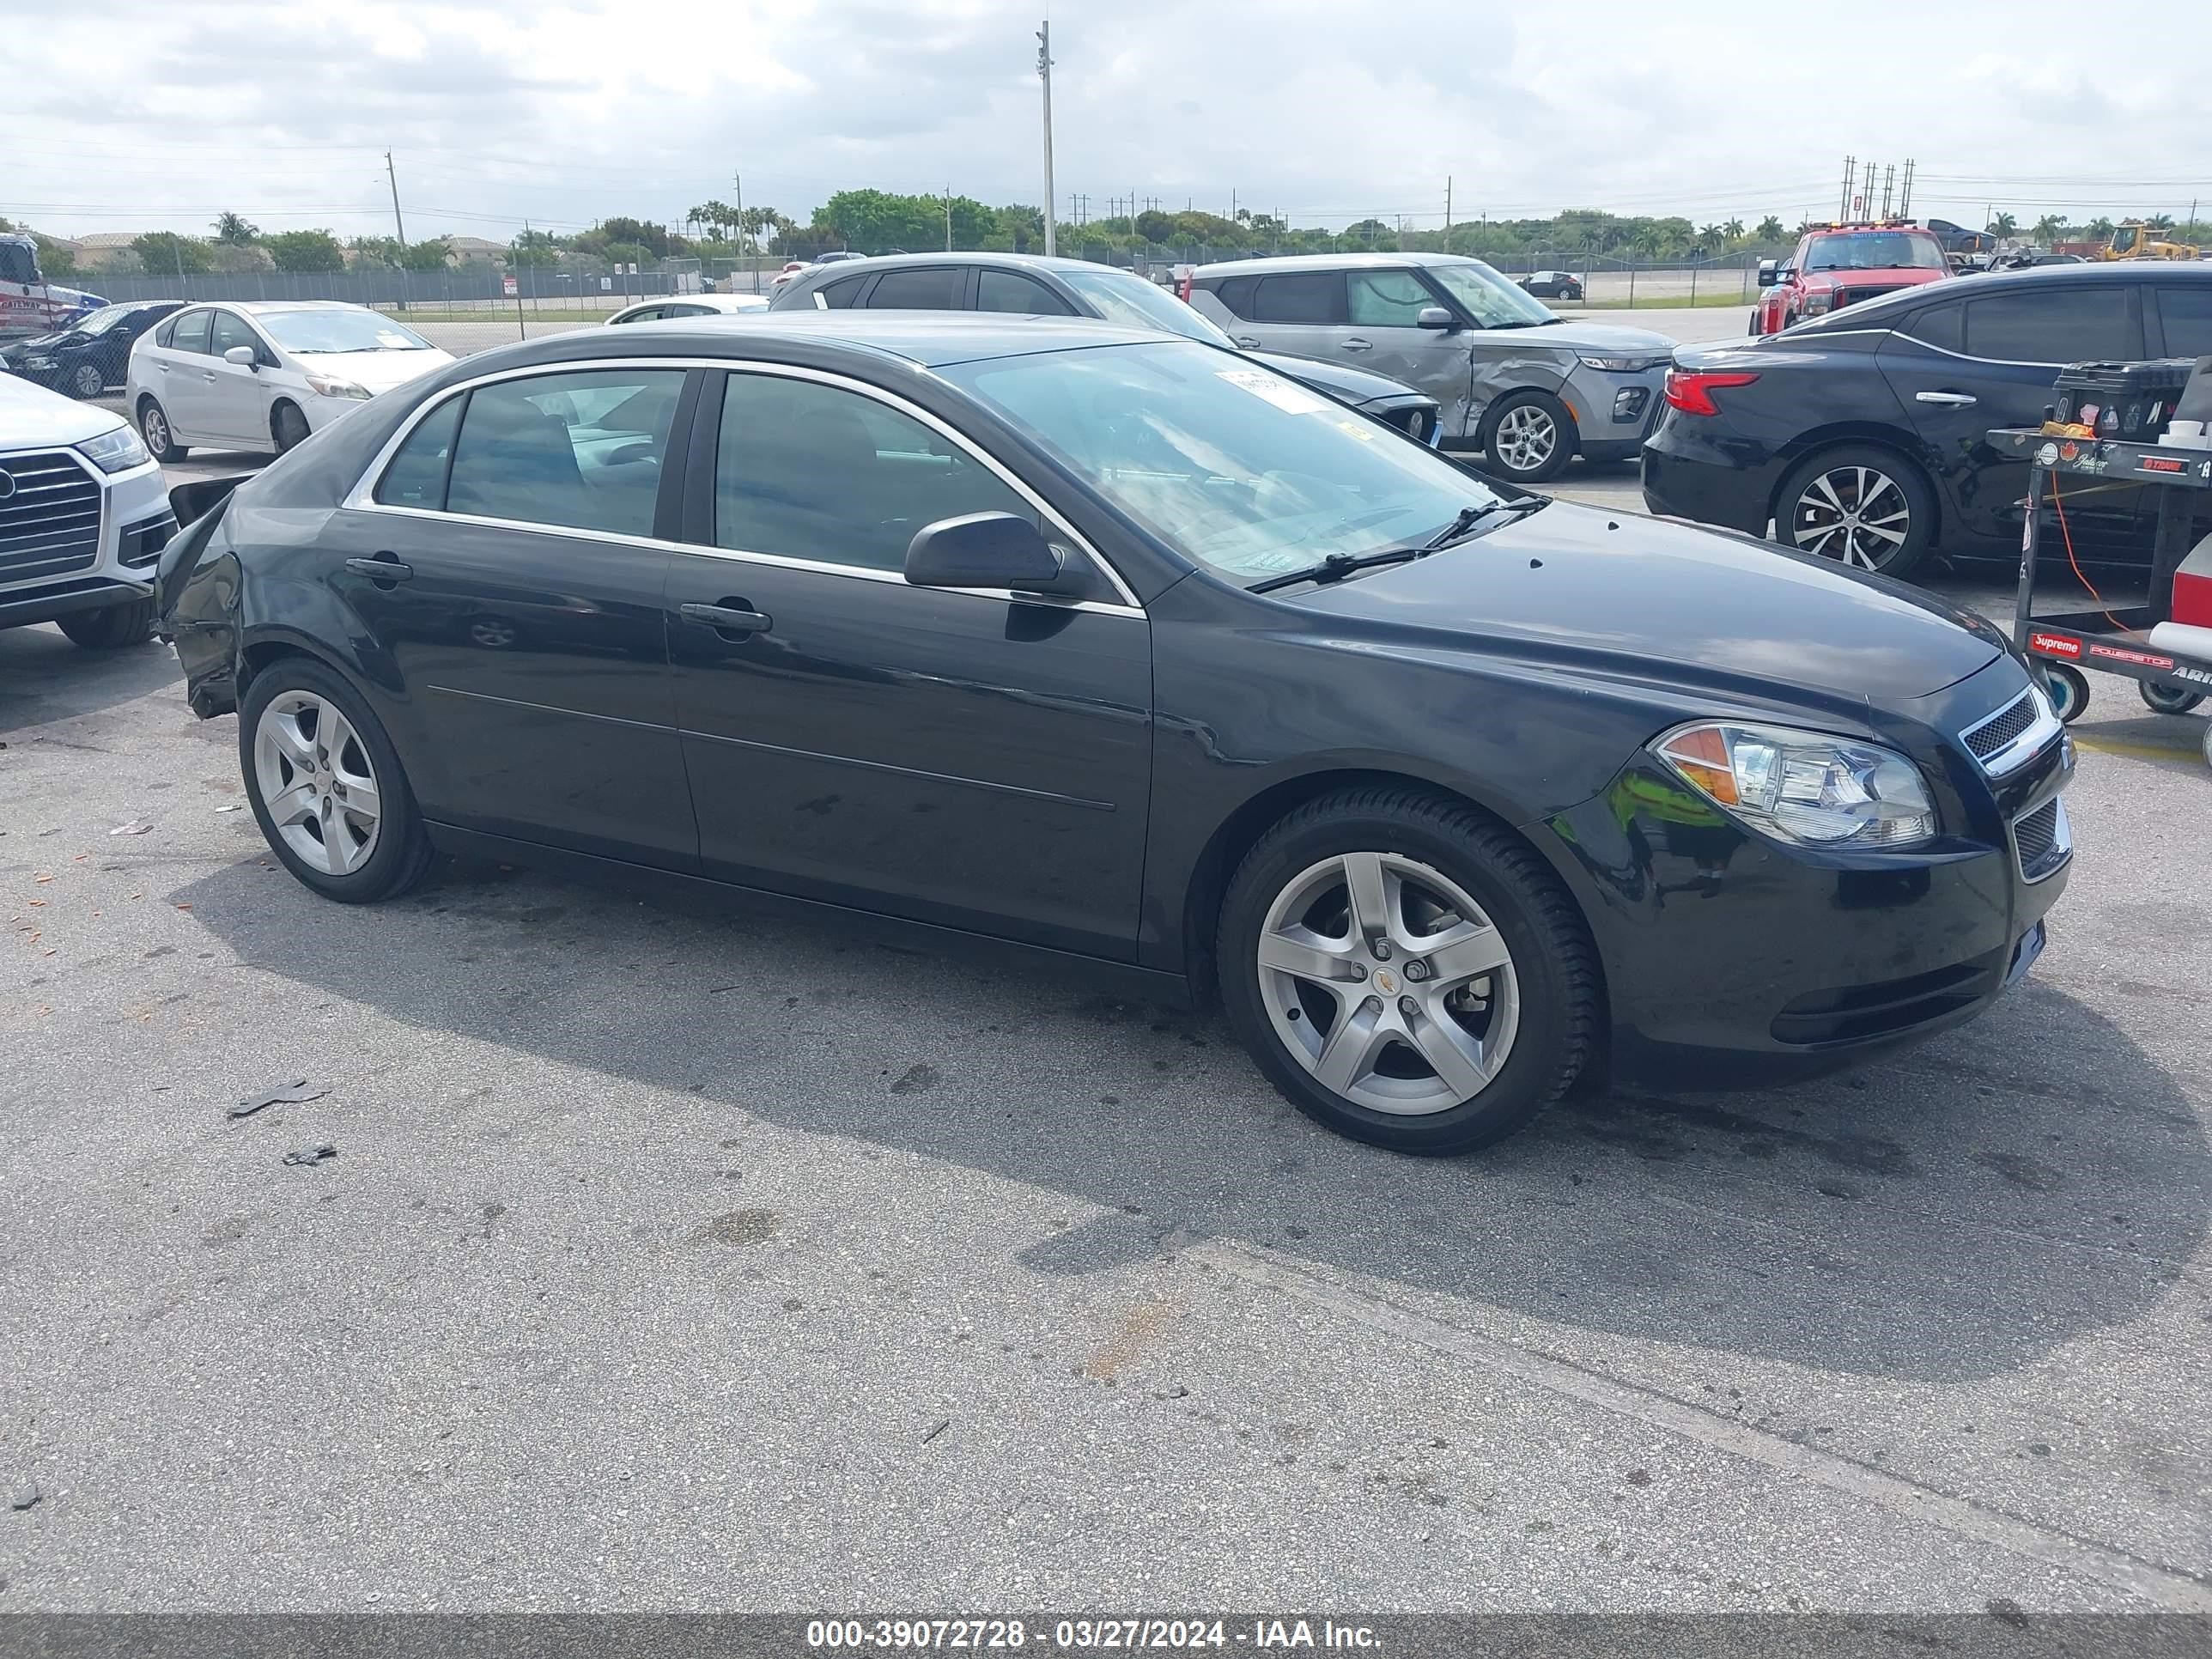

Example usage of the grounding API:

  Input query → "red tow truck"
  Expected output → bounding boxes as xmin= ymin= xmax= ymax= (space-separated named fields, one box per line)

xmin=0 ymin=234 xmax=106 ymax=343
xmin=1751 ymin=220 xmax=1950 ymax=336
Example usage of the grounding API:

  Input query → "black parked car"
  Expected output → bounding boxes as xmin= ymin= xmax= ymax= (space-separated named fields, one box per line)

xmin=1518 ymin=270 xmax=1585 ymax=301
xmin=1 ymin=301 xmax=183 ymax=399
xmin=1643 ymin=264 xmax=2212 ymax=578
xmin=769 ymin=252 xmax=1445 ymax=444
xmin=159 ymin=315 xmax=2071 ymax=1155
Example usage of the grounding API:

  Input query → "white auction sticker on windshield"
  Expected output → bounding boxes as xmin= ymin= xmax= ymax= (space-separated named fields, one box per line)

xmin=1218 ymin=369 xmax=1328 ymax=416
xmin=374 ymin=331 xmax=416 ymax=348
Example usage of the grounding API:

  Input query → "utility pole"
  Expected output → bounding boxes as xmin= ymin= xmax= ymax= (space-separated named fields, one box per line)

xmin=945 ymin=185 xmax=954 ymax=251
xmin=1036 ymin=21 xmax=1056 ymax=257
xmin=1444 ymin=175 xmax=1452 ymax=253
xmin=384 ymin=150 xmax=409 ymax=247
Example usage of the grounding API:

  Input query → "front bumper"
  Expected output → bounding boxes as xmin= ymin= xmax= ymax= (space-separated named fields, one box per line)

xmin=0 ymin=453 xmax=172 ymax=629
xmin=1545 ymin=667 xmax=2075 ymax=1086
xmin=1563 ymin=364 xmax=1667 ymax=459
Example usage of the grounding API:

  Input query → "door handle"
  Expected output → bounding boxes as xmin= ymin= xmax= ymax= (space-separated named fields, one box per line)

xmin=344 ymin=555 xmax=413 ymax=583
xmin=1233 ymin=335 xmax=1260 ymax=348
xmin=681 ymin=600 xmax=771 ymax=637
xmin=1915 ymin=390 xmax=1978 ymax=406
xmin=1340 ymin=337 xmax=1374 ymax=352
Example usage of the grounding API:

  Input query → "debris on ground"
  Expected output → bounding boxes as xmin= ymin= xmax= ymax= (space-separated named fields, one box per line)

xmin=8 ymin=1479 xmax=38 ymax=1511
xmin=281 ymin=1144 xmax=338 ymax=1168
xmin=108 ymin=820 xmax=155 ymax=837
xmin=214 ymin=804 xmax=244 ymax=814
xmin=921 ymin=1419 xmax=951 ymax=1444
xmin=230 ymin=1080 xmax=325 ymax=1119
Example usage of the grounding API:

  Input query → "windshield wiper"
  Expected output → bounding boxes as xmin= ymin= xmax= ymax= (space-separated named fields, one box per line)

xmin=1246 ymin=505 xmax=1507 ymax=594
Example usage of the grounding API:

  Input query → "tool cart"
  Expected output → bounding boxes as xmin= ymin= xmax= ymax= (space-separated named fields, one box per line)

xmin=1990 ymin=422 xmax=2212 ymax=772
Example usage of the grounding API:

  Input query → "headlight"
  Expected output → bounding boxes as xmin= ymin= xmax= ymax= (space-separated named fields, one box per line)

xmin=1577 ymin=355 xmax=1667 ymax=373
xmin=306 ymin=373 xmax=372 ymax=400
xmin=76 ymin=425 xmax=150 ymax=474
xmin=26 ymin=356 xmax=58 ymax=370
xmin=1802 ymin=293 xmax=1833 ymax=315
xmin=1653 ymin=721 xmax=1936 ymax=848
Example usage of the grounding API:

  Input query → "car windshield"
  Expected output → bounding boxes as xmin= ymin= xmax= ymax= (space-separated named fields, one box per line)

xmin=75 ymin=305 xmax=133 ymax=337
xmin=1424 ymin=261 xmax=1559 ymax=329
xmin=257 ymin=309 xmax=434 ymax=354
xmin=940 ymin=339 xmax=1503 ymax=587
xmin=1805 ymin=234 xmax=1946 ymax=272
xmin=1060 ymin=268 xmax=1236 ymax=346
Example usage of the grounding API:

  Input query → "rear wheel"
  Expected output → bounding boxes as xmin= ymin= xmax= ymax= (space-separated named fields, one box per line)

xmin=272 ymin=402 xmax=311 ymax=453
xmin=1217 ymin=787 xmax=1600 ymax=1156
xmin=2040 ymin=662 xmax=2090 ymax=724
xmin=57 ymin=599 xmax=155 ymax=649
xmin=137 ymin=398 xmax=187 ymax=461
xmin=2139 ymin=680 xmax=2207 ymax=716
xmin=1775 ymin=444 xmax=1936 ymax=578
xmin=1480 ymin=389 xmax=1577 ymax=483
xmin=240 ymin=658 xmax=434 ymax=903
xmin=70 ymin=362 xmax=106 ymax=399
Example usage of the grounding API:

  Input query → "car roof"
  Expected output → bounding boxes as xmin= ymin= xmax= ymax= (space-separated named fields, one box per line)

xmin=622 ymin=293 xmax=764 ymax=312
xmin=1192 ymin=251 xmax=1492 ymax=278
xmin=781 ymin=250 xmax=1134 ymax=279
xmin=1784 ymin=257 xmax=2212 ymax=335
xmin=180 ymin=300 xmax=372 ymax=314
xmin=534 ymin=310 xmax=1171 ymax=368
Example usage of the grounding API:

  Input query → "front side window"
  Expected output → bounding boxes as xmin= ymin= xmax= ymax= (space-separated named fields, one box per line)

xmin=443 ymin=368 xmax=684 ymax=537
xmin=977 ymin=268 xmax=1075 ymax=316
xmin=940 ymin=339 xmax=1504 ymax=587
xmin=1347 ymin=269 xmax=1438 ymax=327
xmin=714 ymin=372 xmax=1033 ymax=572
xmin=1252 ymin=272 xmax=1346 ymax=325
xmin=1965 ymin=288 xmax=2135 ymax=362
xmin=209 ymin=312 xmax=261 ymax=359
xmin=167 ymin=309 xmax=213 ymax=355
xmin=863 ymin=267 xmax=963 ymax=309
xmin=373 ymin=396 xmax=464 ymax=508
xmin=1421 ymin=262 xmax=1558 ymax=329
xmin=615 ymin=306 xmax=664 ymax=324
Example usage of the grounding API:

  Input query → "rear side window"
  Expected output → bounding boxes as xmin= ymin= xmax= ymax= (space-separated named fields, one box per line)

xmin=443 ymin=368 xmax=684 ymax=537
xmin=863 ymin=267 xmax=963 ymax=309
xmin=616 ymin=306 xmax=664 ymax=324
xmin=814 ymin=277 xmax=864 ymax=309
xmin=1252 ymin=271 xmax=1347 ymax=325
xmin=1900 ymin=301 xmax=1964 ymax=353
xmin=1964 ymin=287 xmax=2136 ymax=362
xmin=374 ymin=396 xmax=464 ymax=509
xmin=167 ymin=310 xmax=212 ymax=355
xmin=1208 ymin=276 xmax=1260 ymax=319
xmin=2155 ymin=285 xmax=2212 ymax=356
xmin=976 ymin=269 xmax=1073 ymax=314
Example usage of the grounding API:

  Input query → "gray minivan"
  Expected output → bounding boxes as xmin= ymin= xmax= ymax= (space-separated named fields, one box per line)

xmin=1188 ymin=252 xmax=1672 ymax=483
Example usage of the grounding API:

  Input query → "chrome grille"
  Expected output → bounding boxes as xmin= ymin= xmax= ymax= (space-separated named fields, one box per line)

xmin=1960 ymin=686 xmax=2059 ymax=776
xmin=0 ymin=450 xmax=102 ymax=585
xmin=1964 ymin=690 xmax=2035 ymax=759
xmin=2012 ymin=797 xmax=2070 ymax=883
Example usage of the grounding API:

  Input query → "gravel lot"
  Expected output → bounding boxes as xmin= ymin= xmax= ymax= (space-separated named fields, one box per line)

xmin=8 ymin=306 xmax=2210 ymax=1616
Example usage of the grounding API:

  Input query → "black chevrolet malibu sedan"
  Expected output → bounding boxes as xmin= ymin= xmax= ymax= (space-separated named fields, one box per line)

xmin=157 ymin=315 xmax=2073 ymax=1155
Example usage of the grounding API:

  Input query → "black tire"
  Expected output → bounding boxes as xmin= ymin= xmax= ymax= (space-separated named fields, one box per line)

xmin=2040 ymin=662 xmax=2090 ymax=724
xmin=1480 ymin=388 xmax=1578 ymax=484
xmin=272 ymin=402 xmax=311 ymax=454
xmin=137 ymin=397 xmax=187 ymax=462
xmin=56 ymin=598 xmax=155 ymax=649
xmin=239 ymin=656 xmax=435 ymax=904
xmin=2139 ymin=679 xmax=2207 ymax=716
xmin=1773 ymin=443 xmax=1937 ymax=579
xmin=1216 ymin=787 xmax=1601 ymax=1156
xmin=70 ymin=362 xmax=106 ymax=399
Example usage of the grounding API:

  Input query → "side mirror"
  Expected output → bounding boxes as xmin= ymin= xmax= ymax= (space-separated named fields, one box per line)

xmin=1756 ymin=260 xmax=1778 ymax=288
xmin=1417 ymin=306 xmax=1455 ymax=331
xmin=222 ymin=345 xmax=258 ymax=368
xmin=904 ymin=512 xmax=1073 ymax=594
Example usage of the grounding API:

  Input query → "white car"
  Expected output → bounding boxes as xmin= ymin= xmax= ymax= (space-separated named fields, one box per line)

xmin=0 ymin=371 xmax=174 ymax=648
xmin=126 ymin=301 xmax=455 ymax=459
xmin=605 ymin=293 xmax=770 ymax=325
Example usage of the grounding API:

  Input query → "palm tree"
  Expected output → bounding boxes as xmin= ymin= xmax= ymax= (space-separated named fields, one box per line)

xmin=2147 ymin=213 xmax=2176 ymax=230
xmin=1755 ymin=216 xmax=1784 ymax=242
xmin=1986 ymin=211 xmax=2018 ymax=238
xmin=1722 ymin=218 xmax=1745 ymax=243
xmin=211 ymin=211 xmax=259 ymax=247
xmin=2087 ymin=216 xmax=2114 ymax=239
xmin=2033 ymin=213 xmax=2066 ymax=245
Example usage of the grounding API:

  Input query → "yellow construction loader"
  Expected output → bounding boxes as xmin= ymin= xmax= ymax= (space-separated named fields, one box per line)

xmin=2102 ymin=220 xmax=2202 ymax=260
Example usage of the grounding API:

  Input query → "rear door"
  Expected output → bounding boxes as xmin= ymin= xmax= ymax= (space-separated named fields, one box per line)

xmin=853 ymin=264 xmax=970 ymax=311
xmin=1228 ymin=270 xmax=1349 ymax=367
xmin=328 ymin=364 xmax=696 ymax=865
xmin=2149 ymin=282 xmax=2212 ymax=357
xmin=150 ymin=307 xmax=217 ymax=440
xmin=1878 ymin=281 xmax=2148 ymax=552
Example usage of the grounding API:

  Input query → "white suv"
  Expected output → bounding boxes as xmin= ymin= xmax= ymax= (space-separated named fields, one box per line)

xmin=0 ymin=371 xmax=173 ymax=647
xmin=126 ymin=301 xmax=454 ymax=459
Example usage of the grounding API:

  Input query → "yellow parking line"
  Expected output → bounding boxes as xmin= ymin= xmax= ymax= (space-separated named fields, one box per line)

xmin=2069 ymin=734 xmax=2204 ymax=765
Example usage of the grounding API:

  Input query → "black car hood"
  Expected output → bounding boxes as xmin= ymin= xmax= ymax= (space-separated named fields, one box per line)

xmin=1 ymin=330 xmax=68 ymax=356
xmin=1296 ymin=500 xmax=2002 ymax=703
xmin=1246 ymin=349 xmax=1432 ymax=409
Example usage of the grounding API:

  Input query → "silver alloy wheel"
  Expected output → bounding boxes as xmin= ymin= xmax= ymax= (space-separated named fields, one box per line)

xmin=1492 ymin=403 xmax=1558 ymax=474
xmin=1790 ymin=465 xmax=1911 ymax=569
xmin=73 ymin=363 xmax=104 ymax=398
xmin=252 ymin=690 xmax=382 ymax=876
xmin=1255 ymin=851 xmax=1521 ymax=1115
xmin=141 ymin=404 xmax=169 ymax=455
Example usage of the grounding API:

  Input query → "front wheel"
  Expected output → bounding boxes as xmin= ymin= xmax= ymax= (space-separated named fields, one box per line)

xmin=1480 ymin=389 xmax=1577 ymax=484
xmin=272 ymin=402 xmax=311 ymax=454
xmin=240 ymin=658 xmax=435 ymax=903
xmin=1774 ymin=445 xmax=1936 ymax=578
xmin=57 ymin=598 xmax=155 ymax=649
xmin=1217 ymin=787 xmax=1601 ymax=1156
xmin=70 ymin=362 xmax=106 ymax=399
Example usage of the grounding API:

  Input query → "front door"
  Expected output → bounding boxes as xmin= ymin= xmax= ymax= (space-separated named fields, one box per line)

xmin=665 ymin=366 xmax=1152 ymax=958
xmin=329 ymin=364 xmax=697 ymax=866
xmin=1343 ymin=267 xmax=1476 ymax=430
xmin=1881 ymin=283 xmax=2148 ymax=555
xmin=202 ymin=310 xmax=274 ymax=447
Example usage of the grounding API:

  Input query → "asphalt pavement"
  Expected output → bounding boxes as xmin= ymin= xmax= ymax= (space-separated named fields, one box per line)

xmin=7 ymin=301 xmax=2210 ymax=1617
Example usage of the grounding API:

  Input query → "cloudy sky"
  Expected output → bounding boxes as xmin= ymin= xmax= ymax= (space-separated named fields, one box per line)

xmin=5 ymin=0 xmax=2210 ymax=242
